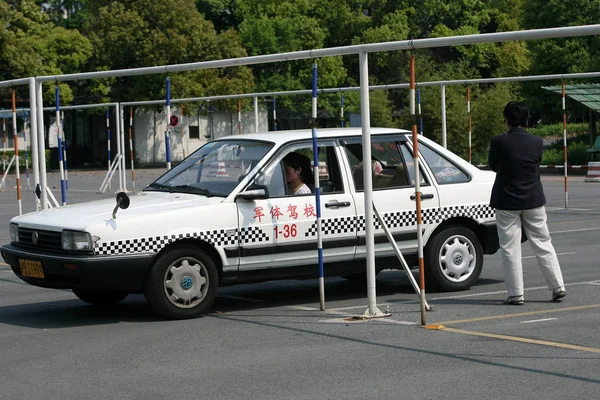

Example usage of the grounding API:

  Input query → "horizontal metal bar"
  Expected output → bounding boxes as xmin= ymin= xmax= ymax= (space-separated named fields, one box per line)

xmin=0 ymin=78 xmax=32 ymax=88
xmin=34 ymin=24 xmax=600 ymax=83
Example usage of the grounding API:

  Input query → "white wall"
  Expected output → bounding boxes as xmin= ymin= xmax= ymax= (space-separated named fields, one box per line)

xmin=133 ymin=106 xmax=268 ymax=164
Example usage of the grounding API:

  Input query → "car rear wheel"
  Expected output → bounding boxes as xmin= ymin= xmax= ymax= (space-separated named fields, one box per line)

xmin=424 ymin=225 xmax=483 ymax=292
xmin=144 ymin=245 xmax=218 ymax=320
xmin=72 ymin=289 xmax=129 ymax=306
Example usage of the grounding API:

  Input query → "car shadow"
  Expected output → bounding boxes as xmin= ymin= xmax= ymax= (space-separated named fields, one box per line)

xmin=0 ymin=271 xmax=507 ymax=328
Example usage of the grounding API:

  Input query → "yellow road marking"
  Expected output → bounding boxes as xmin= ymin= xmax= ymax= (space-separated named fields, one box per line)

xmin=440 ymin=326 xmax=600 ymax=354
xmin=435 ymin=304 xmax=600 ymax=325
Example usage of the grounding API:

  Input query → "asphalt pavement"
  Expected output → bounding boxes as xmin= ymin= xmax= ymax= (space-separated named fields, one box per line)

xmin=0 ymin=169 xmax=598 ymax=400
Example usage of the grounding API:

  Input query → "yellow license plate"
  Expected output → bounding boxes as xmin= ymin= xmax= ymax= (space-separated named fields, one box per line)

xmin=18 ymin=259 xmax=45 ymax=279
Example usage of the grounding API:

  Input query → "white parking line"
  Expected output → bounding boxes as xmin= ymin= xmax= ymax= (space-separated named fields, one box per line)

xmin=522 ymin=251 xmax=575 ymax=259
xmin=547 ymin=207 xmax=591 ymax=211
xmin=431 ymin=279 xmax=598 ymax=301
xmin=550 ymin=227 xmax=600 ymax=234
xmin=521 ymin=318 xmax=557 ymax=324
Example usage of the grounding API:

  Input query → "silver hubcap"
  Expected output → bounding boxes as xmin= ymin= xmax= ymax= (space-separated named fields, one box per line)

xmin=163 ymin=257 xmax=209 ymax=309
xmin=438 ymin=235 xmax=476 ymax=283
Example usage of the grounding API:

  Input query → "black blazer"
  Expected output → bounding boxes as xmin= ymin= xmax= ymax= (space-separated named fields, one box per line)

xmin=488 ymin=127 xmax=546 ymax=210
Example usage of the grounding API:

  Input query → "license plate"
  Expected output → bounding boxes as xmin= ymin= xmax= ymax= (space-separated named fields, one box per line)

xmin=18 ymin=259 xmax=45 ymax=279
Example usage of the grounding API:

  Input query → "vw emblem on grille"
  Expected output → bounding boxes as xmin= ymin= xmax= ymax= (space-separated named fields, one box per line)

xmin=31 ymin=231 xmax=39 ymax=245
xmin=453 ymin=253 xmax=463 ymax=265
xmin=181 ymin=276 xmax=193 ymax=290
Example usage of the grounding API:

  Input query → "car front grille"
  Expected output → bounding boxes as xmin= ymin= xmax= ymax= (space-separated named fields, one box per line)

xmin=18 ymin=228 xmax=62 ymax=251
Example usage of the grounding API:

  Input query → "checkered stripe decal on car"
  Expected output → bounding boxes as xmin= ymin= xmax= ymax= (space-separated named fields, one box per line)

xmin=305 ymin=216 xmax=358 ymax=237
xmin=305 ymin=204 xmax=494 ymax=237
xmin=95 ymin=229 xmax=240 ymax=255
xmin=239 ymin=226 xmax=269 ymax=243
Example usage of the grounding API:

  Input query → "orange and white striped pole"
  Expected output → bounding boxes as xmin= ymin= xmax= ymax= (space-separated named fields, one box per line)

xmin=129 ymin=106 xmax=136 ymax=192
xmin=467 ymin=87 xmax=472 ymax=164
xmin=562 ymin=81 xmax=569 ymax=209
xmin=12 ymin=89 xmax=22 ymax=214
xmin=410 ymin=54 xmax=426 ymax=325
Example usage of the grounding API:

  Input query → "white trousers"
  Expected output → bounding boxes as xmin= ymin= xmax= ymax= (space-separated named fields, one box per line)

xmin=495 ymin=206 xmax=564 ymax=297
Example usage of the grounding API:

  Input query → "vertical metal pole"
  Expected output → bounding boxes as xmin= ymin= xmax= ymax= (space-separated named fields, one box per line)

xmin=55 ymin=86 xmax=66 ymax=205
xmin=254 ymin=96 xmax=259 ymax=133
xmin=12 ymin=90 xmax=22 ymax=215
xmin=115 ymin=104 xmax=123 ymax=192
xmin=120 ymin=104 xmax=127 ymax=191
xmin=23 ymin=118 xmax=30 ymax=189
xmin=61 ymin=111 xmax=68 ymax=190
xmin=441 ymin=84 xmax=447 ymax=149
xmin=129 ymin=106 xmax=136 ymax=192
xmin=180 ymin=104 xmax=186 ymax=158
xmin=562 ymin=81 xmax=569 ymax=209
xmin=36 ymin=79 xmax=48 ymax=210
xmin=411 ymin=54 xmax=426 ymax=326
xmin=106 ymin=108 xmax=112 ymax=192
xmin=165 ymin=77 xmax=172 ymax=170
xmin=340 ymin=93 xmax=345 ymax=128
xmin=359 ymin=51 xmax=384 ymax=318
xmin=29 ymin=78 xmax=40 ymax=210
xmin=237 ymin=99 xmax=242 ymax=135
xmin=468 ymin=87 xmax=472 ymax=163
xmin=1 ymin=114 xmax=5 ymax=190
xmin=417 ymin=89 xmax=423 ymax=135
xmin=311 ymin=64 xmax=325 ymax=311
xmin=273 ymin=98 xmax=277 ymax=131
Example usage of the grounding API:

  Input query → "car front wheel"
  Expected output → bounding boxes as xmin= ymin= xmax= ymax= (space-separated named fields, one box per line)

xmin=424 ymin=225 xmax=483 ymax=292
xmin=144 ymin=245 xmax=218 ymax=319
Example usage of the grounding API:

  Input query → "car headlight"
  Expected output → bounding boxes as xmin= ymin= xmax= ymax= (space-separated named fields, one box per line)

xmin=61 ymin=230 xmax=93 ymax=251
xmin=9 ymin=223 xmax=19 ymax=243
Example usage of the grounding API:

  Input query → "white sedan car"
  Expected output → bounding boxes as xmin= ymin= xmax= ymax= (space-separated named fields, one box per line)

xmin=1 ymin=128 xmax=499 ymax=319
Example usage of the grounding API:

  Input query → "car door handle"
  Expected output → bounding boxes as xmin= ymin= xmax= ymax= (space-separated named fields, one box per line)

xmin=410 ymin=193 xmax=435 ymax=200
xmin=325 ymin=200 xmax=352 ymax=208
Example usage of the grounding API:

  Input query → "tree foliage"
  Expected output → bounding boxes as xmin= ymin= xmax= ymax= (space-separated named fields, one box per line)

xmin=1 ymin=0 xmax=598 ymax=155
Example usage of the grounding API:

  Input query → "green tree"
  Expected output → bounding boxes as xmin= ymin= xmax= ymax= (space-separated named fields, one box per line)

xmin=520 ymin=0 xmax=600 ymax=122
xmin=80 ymin=0 xmax=253 ymax=111
xmin=0 ymin=0 xmax=92 ymax=104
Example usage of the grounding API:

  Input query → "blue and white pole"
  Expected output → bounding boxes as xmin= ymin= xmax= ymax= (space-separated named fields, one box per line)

xmin=55 ymin=86 xmax=66 ymax=205
xmin=340 ymin=93 xmax=345 ymax=127
xmin=273 ymin=98 xmax=277 ymax=131
xmin=165 ymin=77 xmax=172 ymax=170
xmin=417 ymin=89 xmax=423 ymax=135
xmin=61 ymin=111 xmax=68 ymax=190
xmin=106 ymin=108 xmax=111 ymax=192
xmin=311 ymin=63 xmax=325 ymax=311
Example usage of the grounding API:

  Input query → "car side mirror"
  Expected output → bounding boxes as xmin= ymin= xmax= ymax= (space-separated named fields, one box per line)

xmin=235 ymin=184 xmax=269 ymax=201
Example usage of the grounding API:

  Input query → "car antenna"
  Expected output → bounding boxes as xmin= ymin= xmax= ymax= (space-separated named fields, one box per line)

xmin=112 ymin=192 xmax=130 ymax=219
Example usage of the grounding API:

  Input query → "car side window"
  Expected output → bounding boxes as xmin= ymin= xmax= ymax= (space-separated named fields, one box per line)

xmin=399 ymin=144 xmax=429 ymax=186
xmin=252 ymin=141 xmax=342 ymax=197
xmin=343 ymin=138 xmax=424 ymax=191
xmin=419 ymin=144 xmax=470 ymax=184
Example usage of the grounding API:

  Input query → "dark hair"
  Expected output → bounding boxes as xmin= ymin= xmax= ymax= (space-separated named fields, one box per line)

xmin=283 ymin=152 xmax=313 ymax=184
xmin=503 ymin=101 xmax=529 ymax=127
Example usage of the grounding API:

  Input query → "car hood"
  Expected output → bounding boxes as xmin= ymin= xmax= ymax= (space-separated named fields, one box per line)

xmin=11 ymin=191 xmax=223 ymax=231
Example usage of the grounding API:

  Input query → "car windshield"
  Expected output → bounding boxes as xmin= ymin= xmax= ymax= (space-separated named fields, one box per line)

xmin=146 ymin=140 xmax=273 ymax=197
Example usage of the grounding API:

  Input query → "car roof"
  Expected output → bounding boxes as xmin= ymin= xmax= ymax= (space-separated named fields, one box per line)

xmin=213 ymin=127 xmax=411 ymax=146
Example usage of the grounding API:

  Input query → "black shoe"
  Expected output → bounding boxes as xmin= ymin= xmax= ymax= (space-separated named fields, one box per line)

xmin=552 ymin=287 xmax=566 ymax=301
xmin=503 ymin=295 xmax=524 ymax=305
